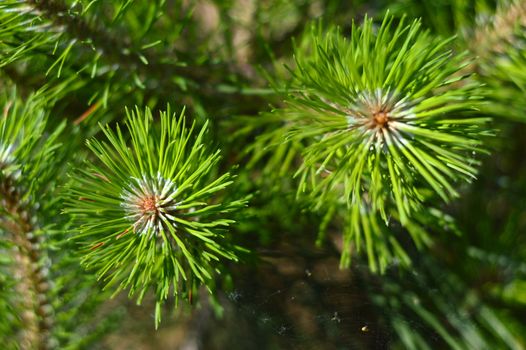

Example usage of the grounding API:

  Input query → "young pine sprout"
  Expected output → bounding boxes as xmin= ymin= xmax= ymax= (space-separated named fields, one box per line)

xmin=255 ymin=15 xmax=490 ymax=271
xmin=65 ymin=107 xmax=246 ymax=327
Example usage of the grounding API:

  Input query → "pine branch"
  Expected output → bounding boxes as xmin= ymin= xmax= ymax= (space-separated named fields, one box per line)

xmin=0 ymin=94 xmax=57 ymax=349
xmin=441 ymin=1 xmax=526 ymax=122
xmin=368 ymin=255 xmax=524 ymax=349
xmin=65 ymin=106 xmax=248 ymax=327
xmin=0 ymin=0 xmax=255 ymax=103
xmin=24 ymin=0 xmax=209 ymax=83
xmin=471 ymin=0 xmax=526 ymax=58
xmin=0 ymin=175 xmax=53 ymax=350
xmin=0 ymin=89 xmax=109 ymax=349
xmin=245 ymin=14 xmax=491 ymax=272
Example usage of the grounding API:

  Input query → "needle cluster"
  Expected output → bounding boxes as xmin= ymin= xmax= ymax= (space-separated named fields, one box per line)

xmin=66 ymin=107 xmax=246 ymax=326
xmin=252 ymin=16 xmax=490 ymax=271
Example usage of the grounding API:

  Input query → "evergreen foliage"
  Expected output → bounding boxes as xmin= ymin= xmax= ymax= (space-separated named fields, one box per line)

xmin=65 ymin=107 xmax=246 ymax=327
xmin=0 ymin=88 xmax=110 ymax=349
xmin=0 ymin=0 xmax=525 ymax=349
xmin=245 ymin=15 xmax=490 ymax=271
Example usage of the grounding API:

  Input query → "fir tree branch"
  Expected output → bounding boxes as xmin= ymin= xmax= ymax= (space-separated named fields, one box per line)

xmin=0 ymin=175 xmax=53 ymax=350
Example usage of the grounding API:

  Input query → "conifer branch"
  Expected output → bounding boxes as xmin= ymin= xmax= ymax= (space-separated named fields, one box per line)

xmin=24 ymin=0 xmax=206 ymax=81
xmin=1 ymin=1 xmax=525 ymax=348
xmin=0 ymin=90 xmax=67 ymax=349
xmin=65 ymin=106 xmax=248 ymax=327
xmin=471 ymin=0 xmax=526 ymax=57
xmin=0 ymin=173 xmax=53 ymax=350
xmin=3 ymin=0 xmax=245 ymax=99
xmin=245 ymin=14 xmax=490 ymax=272
xmin=467 ymin=1 xmax=526 ymax=121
